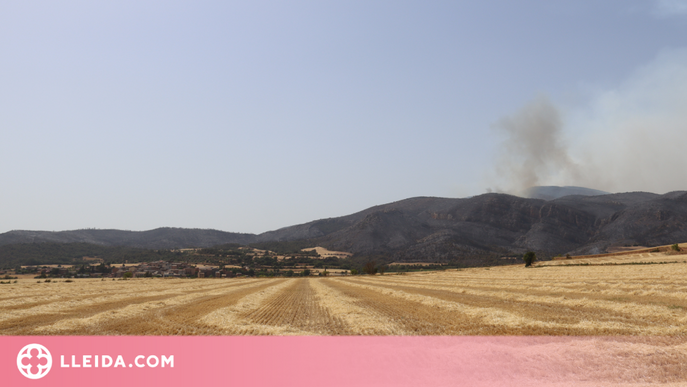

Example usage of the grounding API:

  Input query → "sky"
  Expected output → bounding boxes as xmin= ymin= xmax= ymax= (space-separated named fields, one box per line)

xmin=2 ymin=0 xmax=687 ymax=234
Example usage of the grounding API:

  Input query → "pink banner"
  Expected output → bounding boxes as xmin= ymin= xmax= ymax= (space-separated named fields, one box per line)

xmin=1 ymin=336 xmax=684 ymax=386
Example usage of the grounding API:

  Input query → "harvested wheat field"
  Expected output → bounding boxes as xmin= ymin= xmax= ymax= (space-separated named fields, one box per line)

xmin=2 ymin=259 xmax=687 ymax=336
xmin=5 ymin=259 xmax=687 ymax=383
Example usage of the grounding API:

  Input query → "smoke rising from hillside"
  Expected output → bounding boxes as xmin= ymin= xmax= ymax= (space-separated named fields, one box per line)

xmin=491 ymin=48 xmax=687 ymax=195
xmin=492 ymin=96 xmax=579 ymax=195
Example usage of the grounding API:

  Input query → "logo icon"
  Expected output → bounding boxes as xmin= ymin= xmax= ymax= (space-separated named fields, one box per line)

xmin=17 ymin=344 xmax=52 ymax=379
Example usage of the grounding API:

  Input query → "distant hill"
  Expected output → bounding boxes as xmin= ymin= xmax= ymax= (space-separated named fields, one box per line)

xmin=3 ymin=188 xmax=687 ymax=266
xmin=523 ymin=186 xmax=610 ymax=200
xmin=0 ymin=242 xmax=183 ymax=267
xmin=252 ymin=190 xmax=687 ymax=261
xmin=0 ymin=228 xmax=257 ymax=250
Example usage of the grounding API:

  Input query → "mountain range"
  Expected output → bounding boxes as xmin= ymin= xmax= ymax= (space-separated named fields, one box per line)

xmin=2 ymin=186 xmax=687 ymax=264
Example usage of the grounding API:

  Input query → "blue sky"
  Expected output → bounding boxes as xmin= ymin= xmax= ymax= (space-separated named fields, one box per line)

xmin=2 ymin=1 xmax=687 ymax=234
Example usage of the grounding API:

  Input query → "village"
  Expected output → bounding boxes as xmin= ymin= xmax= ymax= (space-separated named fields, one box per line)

xmin=0 ymin=246 xmax=451 ymax=282
xmin=6 ymin=258 xmax=350 ymax=280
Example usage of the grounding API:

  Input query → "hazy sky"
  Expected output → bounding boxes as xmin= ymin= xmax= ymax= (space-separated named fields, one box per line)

xmin=2 ymin=1 xmax=687 ymax=234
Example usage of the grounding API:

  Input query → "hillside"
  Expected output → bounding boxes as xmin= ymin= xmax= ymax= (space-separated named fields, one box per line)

xmin=260 ymin=191 xmax=687 ymax=262
xmin=0 ymin=242 xmax=184 ymax=267
xmin=3 ymin=188 xmax=687 ymax=265
xmin=523 ymin=186 xmax=610 ymax=200
xmin=0 ymin=228 xmax=257 ymax=249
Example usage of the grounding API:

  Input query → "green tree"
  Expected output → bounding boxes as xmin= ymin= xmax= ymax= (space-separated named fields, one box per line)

xmin=523 ymin=251 xmax=536 ymax=267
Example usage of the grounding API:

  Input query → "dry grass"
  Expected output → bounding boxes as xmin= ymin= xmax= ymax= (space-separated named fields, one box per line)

xmin=2 ymin=260 xmax=687 ymax=336
xmin=2 ymin=257 xmax=687 ymax=337
xmin=301 ymin=246 xmax=353 ymax=258
xmin=3 ymin=259 xmax=686 ymax=384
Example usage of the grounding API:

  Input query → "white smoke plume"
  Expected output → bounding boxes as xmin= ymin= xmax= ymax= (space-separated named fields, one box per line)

xmin=491 ymin=96 xmax=579 ymax=195
xmin=654 ymin=0 xmax=687 ymax=16
xmin=491 ymin=48 xmax=687 ymax=195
